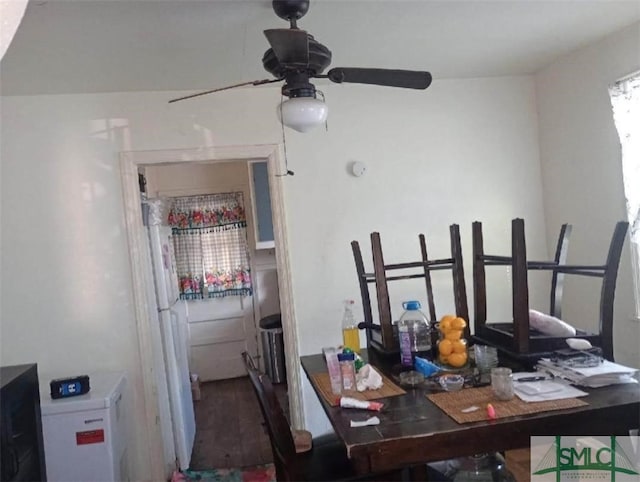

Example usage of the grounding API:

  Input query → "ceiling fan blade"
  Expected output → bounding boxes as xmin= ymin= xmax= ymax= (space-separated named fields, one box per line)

xmin=326 ymin=68 xmax=432 ymax=90
xmin=264 ymin=28 xmax=309 ymax=66
xmin=168 ymin=79 xmax=281 ymax=103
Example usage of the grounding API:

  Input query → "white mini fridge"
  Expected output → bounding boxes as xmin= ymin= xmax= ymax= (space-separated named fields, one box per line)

xmin=39 ymin=372 xmax=128 ymax=482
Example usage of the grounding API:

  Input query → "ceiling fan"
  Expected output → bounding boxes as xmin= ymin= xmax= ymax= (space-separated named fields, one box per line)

xmin=169 ymin=0 xmax=433 ymax=132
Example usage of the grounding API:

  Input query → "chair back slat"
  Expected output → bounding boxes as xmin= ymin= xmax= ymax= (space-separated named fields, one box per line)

xmin=371 ymin=232 xmax=395 ymax=350
xmin=419 ymin=234 xmax=438 ymax=322
xmin=599 ymin=221 xmax=629 ymax=360
xmin=450 ymin=224 xmax=470 ymax=340
xmin=472 ymin=221 xmax=488 ymax=336
xmin=550 ymin=223 xmax=571 ymax=318
xmin=351 ymin=240 xmax=374 ymax=347
xmin=512 ymin=219 xmax=531 ymax=353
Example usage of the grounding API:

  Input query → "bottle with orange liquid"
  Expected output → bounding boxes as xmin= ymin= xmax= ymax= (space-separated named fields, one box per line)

xmin=341 ymin=300 xmax=361 ymax=353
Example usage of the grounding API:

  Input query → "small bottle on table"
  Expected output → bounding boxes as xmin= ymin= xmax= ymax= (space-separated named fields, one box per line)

xmin=341 ymin=299 xmax=360 ymax=353
xmin=338 ymin=352 xmax=356 ymax=391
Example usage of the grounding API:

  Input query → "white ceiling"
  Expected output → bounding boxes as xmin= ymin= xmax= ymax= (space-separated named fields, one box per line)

xmin=1 ymin=0 xmax=639 ymax=96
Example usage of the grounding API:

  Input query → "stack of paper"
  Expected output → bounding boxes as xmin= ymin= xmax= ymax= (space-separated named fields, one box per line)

xmin=536 ymin=358 xmax=639 ymax=388
xmin=513 ymin=372 xmax=589 ymax=402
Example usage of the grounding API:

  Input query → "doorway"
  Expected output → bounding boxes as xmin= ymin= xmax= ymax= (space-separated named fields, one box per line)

xmin=142 ymin=162 xmax=262 ymax=381
xmin=120 ymin=144 xmax=303 ymax=476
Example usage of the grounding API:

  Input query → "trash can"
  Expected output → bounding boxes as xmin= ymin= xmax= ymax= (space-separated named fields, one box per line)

xmin=259 ymin=314 xmax=286 ymax=384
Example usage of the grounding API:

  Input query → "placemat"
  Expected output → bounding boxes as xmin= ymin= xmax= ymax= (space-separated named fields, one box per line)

xmin=311 ymin=371 xmax=406 ymax=407
xmin=427 ymin=386 xmax=588 ymax=424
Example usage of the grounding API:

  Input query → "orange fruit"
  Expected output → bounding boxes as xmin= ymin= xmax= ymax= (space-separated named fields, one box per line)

xmin=448 ymin=352 xmax=468 ymax=368
xmin=440 ymin=314 xmax=456 ymax=324
xmin=451 ymin=317 xmax=467 ymax=330
xmin=439 ymin=318 xmax=452 ymax=333
xmin=439 ymin=354 xmax=449 ymax=364
xmin=438 ymin=339 xmax=453 ymax=356
xmin=452 ymin=339 xmax=467 ymax=354
xmin=444 ymin=329 xmax=462 ymax=341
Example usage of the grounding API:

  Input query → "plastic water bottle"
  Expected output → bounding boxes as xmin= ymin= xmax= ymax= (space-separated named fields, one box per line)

xmin=341 ymin=300 xmax=360 ymax=353
xmin=398 ymin=300 xmax=431 ymax=367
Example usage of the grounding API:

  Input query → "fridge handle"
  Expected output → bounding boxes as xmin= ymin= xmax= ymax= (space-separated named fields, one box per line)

xmin=169 ymin=309 xmax=181 ymax=359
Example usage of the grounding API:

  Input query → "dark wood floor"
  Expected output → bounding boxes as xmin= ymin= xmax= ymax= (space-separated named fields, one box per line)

xmin=189 ymin=377 xmax=288 ymax=470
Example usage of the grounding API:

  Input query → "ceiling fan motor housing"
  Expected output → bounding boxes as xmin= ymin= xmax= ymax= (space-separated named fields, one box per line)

xmin=262 ymin=34 xmax=331 ymax=79
xmin=272 ymin=0 xmax=310 ymax=22
xmin=280 ymin=72 xmax=317 ymax=98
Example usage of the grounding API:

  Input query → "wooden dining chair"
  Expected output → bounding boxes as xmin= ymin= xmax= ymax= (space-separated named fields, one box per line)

xmin=472 ymin=218 xmax=629 ymax=362
xmin=242 ymin=352 xmax=410 ymax=481
xmin=352 ymin=224 xmax=469 ymax=356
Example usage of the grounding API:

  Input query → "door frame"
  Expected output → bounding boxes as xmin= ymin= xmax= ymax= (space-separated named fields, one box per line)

xmin=120 ymin=144 xmax=303 ymax=472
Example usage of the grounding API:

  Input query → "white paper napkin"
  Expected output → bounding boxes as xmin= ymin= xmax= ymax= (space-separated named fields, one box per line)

xmin=356 ymin=364 xmax=383 ymax=392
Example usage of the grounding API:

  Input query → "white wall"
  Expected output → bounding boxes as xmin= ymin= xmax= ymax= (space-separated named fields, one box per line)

xmin=1 ymin=76 xmax=547 ymax=473
xmin=535 ymin=22 xmax=640 ymax=367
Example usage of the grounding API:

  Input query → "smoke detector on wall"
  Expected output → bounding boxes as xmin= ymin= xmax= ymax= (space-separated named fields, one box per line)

xmin=350 ymin=161 xmax=367 ymax=177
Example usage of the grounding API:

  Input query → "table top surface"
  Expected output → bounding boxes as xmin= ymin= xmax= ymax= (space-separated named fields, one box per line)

xmin=300 ymin=351 xmax=640 ymax=474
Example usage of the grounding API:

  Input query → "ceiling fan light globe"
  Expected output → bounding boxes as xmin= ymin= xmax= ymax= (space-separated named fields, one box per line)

xmin=277 ymin=97 xmax=328 ymax=133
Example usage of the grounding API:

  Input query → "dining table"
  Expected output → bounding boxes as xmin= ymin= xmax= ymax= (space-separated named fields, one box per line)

xmin=300 ymin=349 xmax=640 ymax=476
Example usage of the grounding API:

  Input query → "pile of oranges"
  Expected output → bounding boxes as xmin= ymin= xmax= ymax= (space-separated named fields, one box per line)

xmin=437 ymin=315 xmax=468 ymax=368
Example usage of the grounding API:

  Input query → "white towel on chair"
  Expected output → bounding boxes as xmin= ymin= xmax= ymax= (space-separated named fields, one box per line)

xmin=529 ymin=309 xmax=576 ymax=337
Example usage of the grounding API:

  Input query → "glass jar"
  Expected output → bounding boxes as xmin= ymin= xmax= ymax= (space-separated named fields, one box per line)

xmin=452 ymin=453 xmax=515 ymax=482
xmin=436 ymin=315 xmax=469 ymax=369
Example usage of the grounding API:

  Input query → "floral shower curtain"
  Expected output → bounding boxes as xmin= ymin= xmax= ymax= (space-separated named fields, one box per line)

xmin=168 ymin=192 xmax=252 ymax=299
